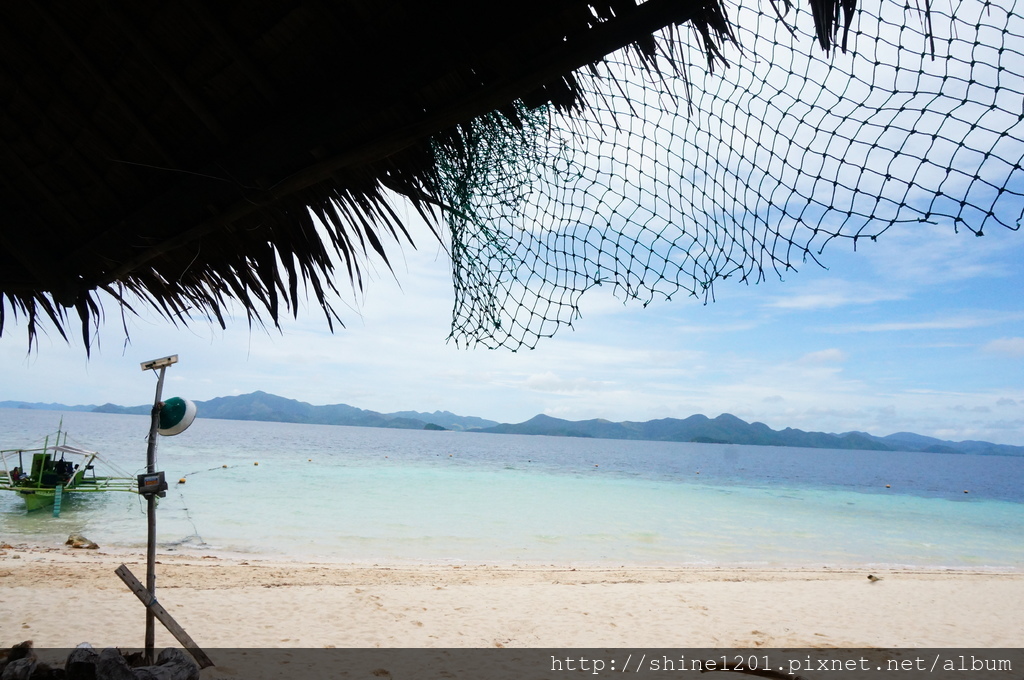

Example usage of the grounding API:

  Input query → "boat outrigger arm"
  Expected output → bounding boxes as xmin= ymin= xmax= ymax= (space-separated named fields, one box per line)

xmin=0 ymin=432 xmax=137 ymax=515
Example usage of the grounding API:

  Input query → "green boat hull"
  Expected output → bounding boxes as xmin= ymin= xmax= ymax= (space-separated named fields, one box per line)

xmin=17 ymin=488 xmax=59 ymax=512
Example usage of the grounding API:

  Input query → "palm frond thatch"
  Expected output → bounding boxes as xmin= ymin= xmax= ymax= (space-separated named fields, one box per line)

xmin=0 ymin=0 xmax=907 ymax=351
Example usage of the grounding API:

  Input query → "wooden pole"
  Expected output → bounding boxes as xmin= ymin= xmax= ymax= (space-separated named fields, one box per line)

xmin=144 ymin=365 xmax=167 ymax=665
xmin=115 ymin=564 xmax=215 ymax=669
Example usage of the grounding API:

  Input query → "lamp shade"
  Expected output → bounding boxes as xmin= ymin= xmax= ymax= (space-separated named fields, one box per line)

xmin=159 ymin=397 xmax=197 ymax=436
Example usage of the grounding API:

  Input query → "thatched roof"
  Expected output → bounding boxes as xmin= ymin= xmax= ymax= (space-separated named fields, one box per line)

xmin=1 ymin=0 xmax=858 ymax=350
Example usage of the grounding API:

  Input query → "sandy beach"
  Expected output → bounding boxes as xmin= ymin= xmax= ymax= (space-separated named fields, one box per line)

xmin=2 ymin=543 xmax=1022 ymax=652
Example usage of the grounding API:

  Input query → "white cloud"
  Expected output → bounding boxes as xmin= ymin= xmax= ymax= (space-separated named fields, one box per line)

xmin=522 ymin=372 xmax=615 ymax=394
xmin=765 ymin=279 xmax=905 ymax=311
xmin=860 ymin=223 xmax=1017 ymax=287
xmin=670 ymin=321 xmax=762 ymax=334
xmin=983 ymin=337 xmax=1024 ymax=358
xmin=798 ymin=348 xmax=847 ymax=364
xmin=825 ymin=312 xmax=1024 ymax=334
xmin=951 ymin=404 xmax=993 ymax=414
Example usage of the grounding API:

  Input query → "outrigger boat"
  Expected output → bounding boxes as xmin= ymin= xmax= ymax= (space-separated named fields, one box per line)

xmin=0 ymin=425 xmax=136 ymax=515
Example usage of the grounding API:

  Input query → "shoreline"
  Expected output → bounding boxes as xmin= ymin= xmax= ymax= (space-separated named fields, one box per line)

xmin=6 ymin=537 xmax=1023 ymax=572
xmin=2 ymin=544 xmax=1023 ymax=650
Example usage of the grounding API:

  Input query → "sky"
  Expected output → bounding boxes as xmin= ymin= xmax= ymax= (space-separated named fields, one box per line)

xmin=2 ymin=3 xmax=1023 ymax=446
xmin=2 ymin=212 xmax=1023 ymax=446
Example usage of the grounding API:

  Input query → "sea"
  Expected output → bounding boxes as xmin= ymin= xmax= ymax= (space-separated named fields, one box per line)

xmin=1 ymin=408 xmax=1022 ymax=569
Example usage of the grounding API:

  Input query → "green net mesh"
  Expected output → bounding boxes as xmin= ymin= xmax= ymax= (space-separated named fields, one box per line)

xmin=433 ymin=0 xmax=1024 ymax=350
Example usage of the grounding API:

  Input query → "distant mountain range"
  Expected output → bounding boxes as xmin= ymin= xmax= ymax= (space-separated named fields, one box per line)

xmin=2 ymin=391 xmax=1022 ymax=456
xmin=0 ymin=391 xmax=496 ymax=432
xmin=473 ymin=413 xmax=1024 ymax=456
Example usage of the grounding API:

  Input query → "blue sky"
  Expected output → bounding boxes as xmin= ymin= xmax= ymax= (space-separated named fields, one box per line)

xmin=2 ymin=213 xmax=1022 ymax=445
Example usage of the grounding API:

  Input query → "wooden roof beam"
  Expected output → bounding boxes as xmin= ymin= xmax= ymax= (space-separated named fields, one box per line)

xmin=0 ymin=133 xmax=82 ymax=235
xmin=98 ymin=0 xmax=230 ymax=145
xmin=0 ymin=206 xmax=64 ymax=291
xmin=185 ymin=0 xmax=278 ymax=104
xmin=30 ymin=2 xmax=178 ymax=167
xmin=0 ymin=25 xmax=128 ymax=219
xmin=0 ymin=135 xmax=88 ymax=302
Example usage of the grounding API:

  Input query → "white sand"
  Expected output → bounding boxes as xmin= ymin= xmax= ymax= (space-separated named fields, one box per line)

xmin=4 ymin=543 xmax=1024 ymax=680
xmin=2 ymin=544 xmax=1021 ymax=652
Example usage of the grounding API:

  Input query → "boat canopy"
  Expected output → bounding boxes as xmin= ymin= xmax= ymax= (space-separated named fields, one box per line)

xmin=52 ymin=445 xmax=98 ymax=457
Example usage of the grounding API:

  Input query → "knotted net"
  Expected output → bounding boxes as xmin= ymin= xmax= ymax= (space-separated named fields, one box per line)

xmin=432 ymin=0 xmax=1024 ymax=349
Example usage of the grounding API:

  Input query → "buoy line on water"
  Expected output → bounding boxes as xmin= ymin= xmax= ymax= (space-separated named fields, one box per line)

xmin=169 ymin=484 xmax=207 ymax=549
xmin=168 ymin=464 xmax=244 ymax=549
xmin=178 ymin=463 xmax=238 ymax=479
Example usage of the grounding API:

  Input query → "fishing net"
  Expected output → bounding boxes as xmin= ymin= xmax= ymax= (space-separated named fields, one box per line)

xmin=433 ymin=0 xmax=1024 ymax=350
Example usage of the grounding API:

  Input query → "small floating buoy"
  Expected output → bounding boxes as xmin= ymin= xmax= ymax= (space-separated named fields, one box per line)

xmin=885 ymin=484 xmax=890 ymax=488
xmin=254 ymin=462 xmax=259 ymax=466
xmin=178 ymin=478 xmax=186 ymax=484
xmin=308 ymin=458 xmax=312 ymax=462
xmin=964 ymin=490 xmax=969 ymax=494
xmin=222 ymin=464 xmax=227 ymax=468
xmin=594 ymin=464 xmax=599 ymax=467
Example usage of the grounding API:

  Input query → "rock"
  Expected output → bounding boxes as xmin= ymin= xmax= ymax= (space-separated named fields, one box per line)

xmin=95 ymin=648 xmax=135 ymax=680
xmin=80 ymin=648 xmax=201 ymax=680
xmin=1 ymin=640 xmax=34 ymax=663
xmin=66 ymin=534 xmax=99 ymax=550
xmin=66 ymin=644 xmax=98 ymax=680
xmin=1 ymin=657 xmax=36 ymax=680
xmin=0 ymin=642 xmax=36 ymax=680
xmin=147 ymin=648 xmax=201 ymax=680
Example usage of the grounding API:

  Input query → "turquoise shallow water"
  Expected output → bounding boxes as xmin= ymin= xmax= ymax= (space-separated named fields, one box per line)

xmin=1 ymin=408 xmax=1022 ymax=568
